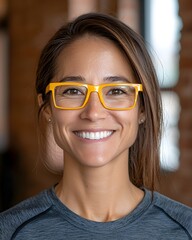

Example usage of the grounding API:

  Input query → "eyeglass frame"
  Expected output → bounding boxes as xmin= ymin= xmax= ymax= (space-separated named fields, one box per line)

xmin=45 ymin=82 xmax=143 ymax=111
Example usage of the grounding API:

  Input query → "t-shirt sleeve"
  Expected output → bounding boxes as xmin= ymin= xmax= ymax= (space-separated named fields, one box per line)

xmin=153 ymin=191 xmax=192 ymax=237
xmin=0 ymin=190 xmax=52 ymax=240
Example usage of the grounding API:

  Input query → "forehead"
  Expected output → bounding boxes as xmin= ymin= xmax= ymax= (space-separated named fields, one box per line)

xmin=54 ymin=35 xmax=135 ymax=83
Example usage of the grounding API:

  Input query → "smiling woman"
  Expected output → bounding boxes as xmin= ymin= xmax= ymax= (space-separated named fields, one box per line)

xmin=0 ymin=13 xmax=192 ymax=240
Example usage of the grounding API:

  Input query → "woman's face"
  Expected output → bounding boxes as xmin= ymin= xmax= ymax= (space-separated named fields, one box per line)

xmin=47 ymin=35 xmax=144 ymax=168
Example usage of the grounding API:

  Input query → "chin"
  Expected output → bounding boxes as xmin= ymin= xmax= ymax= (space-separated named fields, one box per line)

xmin=77 ymin=155 xmax=110 ymax=168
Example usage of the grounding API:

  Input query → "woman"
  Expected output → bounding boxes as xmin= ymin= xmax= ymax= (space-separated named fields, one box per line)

xmin=1 ymin=13 xmax=191 ymax=239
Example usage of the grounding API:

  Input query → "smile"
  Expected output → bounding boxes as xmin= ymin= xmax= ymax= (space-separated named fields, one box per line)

xmin=74 ymin=131 xmax=114 ymax=140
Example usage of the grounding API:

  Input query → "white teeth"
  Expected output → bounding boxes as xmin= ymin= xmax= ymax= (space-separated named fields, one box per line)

xmin=90 ymin=132 xmax=94 ymax=140
xmin=75 ymin=131 xmax=113 ymax=140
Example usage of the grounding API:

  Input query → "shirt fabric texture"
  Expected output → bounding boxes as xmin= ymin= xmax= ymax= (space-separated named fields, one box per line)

xmin=0 ymin=187 xmax=192 ymax=240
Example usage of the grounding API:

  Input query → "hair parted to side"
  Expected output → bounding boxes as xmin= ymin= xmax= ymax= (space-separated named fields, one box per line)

xmin=36 ymin=13 xmax=163 ymax=191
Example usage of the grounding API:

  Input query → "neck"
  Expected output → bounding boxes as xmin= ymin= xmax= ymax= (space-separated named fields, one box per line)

xmin=55 ymin=154 xmax=144 ymax=222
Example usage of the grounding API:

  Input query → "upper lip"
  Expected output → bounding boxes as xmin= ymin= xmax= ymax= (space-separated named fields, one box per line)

xmin=73 ymin=129 xmax=115 ymax=132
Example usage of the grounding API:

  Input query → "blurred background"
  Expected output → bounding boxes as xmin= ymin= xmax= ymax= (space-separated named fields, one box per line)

xmin=0 ymin=0 xmax=191 ymax=212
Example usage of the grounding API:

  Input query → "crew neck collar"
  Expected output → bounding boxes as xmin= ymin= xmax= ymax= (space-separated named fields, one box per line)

xmin=46 ymin=187 xmax=152 ymax=233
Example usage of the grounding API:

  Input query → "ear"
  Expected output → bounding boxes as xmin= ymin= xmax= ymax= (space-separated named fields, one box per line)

xmin=37 ymin=94 xmax=52 ymax=122
xmin=138 ymin=108 xmax=146 ymax=125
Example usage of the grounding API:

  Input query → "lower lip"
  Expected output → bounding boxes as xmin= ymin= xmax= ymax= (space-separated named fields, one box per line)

xmin=73 ymin=131 xmax=114 ymax=142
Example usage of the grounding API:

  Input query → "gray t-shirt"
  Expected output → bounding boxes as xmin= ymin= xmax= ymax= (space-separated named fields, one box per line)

xmin=0 ymin=187 xmax=192 ymax=239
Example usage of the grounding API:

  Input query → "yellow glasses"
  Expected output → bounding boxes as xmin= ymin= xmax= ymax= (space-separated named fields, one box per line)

xmin=45 ymin=82 xmax=143 ymax=110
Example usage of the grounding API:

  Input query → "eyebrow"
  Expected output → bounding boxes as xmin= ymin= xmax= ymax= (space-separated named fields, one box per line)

xmin=59 ymin=76 xmax=85 ymax=82
xmin=103 ymin=76 xmax=131 ymax=83
xmin=59 ymin=75 xmax=131 ymax=83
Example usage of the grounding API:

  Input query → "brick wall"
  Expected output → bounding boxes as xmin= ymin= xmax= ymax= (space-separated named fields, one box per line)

xmin=8 ymin=0 xmax=68 ymax=203
xmin=159 ymin=0 xmax=192 ymax=207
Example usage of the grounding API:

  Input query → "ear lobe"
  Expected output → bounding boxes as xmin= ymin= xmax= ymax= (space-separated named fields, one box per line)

xmin=139 ymin=108 xmax=146 ymax=124
xmin=37 ymin=94 xmax=52 ymax=121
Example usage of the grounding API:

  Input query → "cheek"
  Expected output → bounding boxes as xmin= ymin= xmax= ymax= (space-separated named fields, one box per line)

xmin=116 ymin=108 xmax=140 ymax=127
xmin=51 ymin=109 xmax=79 ymax=148
xmin=51 ymin=110 xmax=70 ymax=147
xmin=51 ymin=106 xmax=75 ymax=125
xmin=117 ymin=110 xmax=140 ymax=144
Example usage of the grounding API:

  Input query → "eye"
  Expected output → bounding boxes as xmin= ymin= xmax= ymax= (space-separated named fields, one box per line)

xmin=62 ymin=88 xmax=83 ymax=95
xmin=107 ymin=88 xmax=127 ymax=95
xmin=55 ymin=85 xmax=86 ymax=97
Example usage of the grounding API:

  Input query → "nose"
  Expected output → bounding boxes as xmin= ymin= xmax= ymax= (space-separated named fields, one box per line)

xmin=80 ymin=92 xmax=108 ymax=121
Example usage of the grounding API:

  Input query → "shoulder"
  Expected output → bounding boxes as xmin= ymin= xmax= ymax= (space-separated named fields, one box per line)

xmin=152 ymin=190 xmax=192 ymax=236
xmin=0 ymin=188 xmax=53 ymax=240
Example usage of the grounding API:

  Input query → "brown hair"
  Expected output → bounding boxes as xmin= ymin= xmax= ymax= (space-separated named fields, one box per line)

xmin=36 ymin=13 xmax=162 ymax=191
